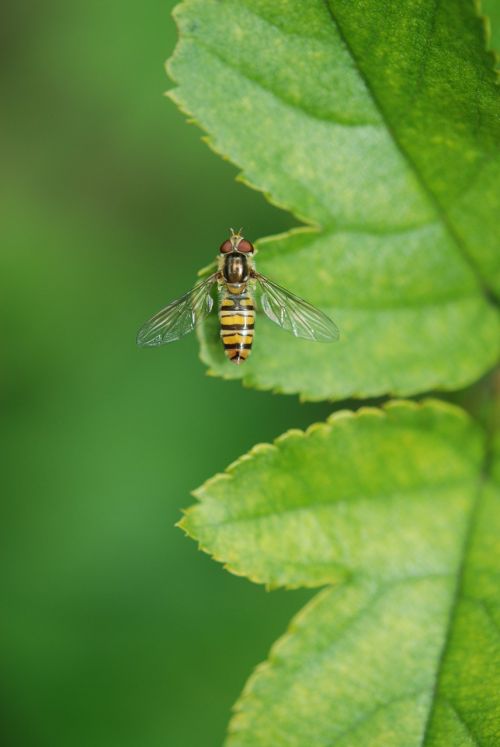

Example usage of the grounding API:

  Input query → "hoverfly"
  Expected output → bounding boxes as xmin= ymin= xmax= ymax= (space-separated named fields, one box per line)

xmin=137 ymin=229 xmax=339 ymax=364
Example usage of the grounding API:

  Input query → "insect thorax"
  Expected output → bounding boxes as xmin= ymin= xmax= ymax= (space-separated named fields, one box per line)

xmin=223 ymin=252 xmax=249 ymax=284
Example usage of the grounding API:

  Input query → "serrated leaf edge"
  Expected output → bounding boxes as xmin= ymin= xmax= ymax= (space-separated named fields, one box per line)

xmin=178 ymin=398 xmax=475 ymax=588
xmin=167 ymin=0 xmax=500 ymax=402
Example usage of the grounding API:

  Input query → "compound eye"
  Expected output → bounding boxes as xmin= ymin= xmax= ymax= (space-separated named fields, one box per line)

xmin=219 ymin=240 xmax=232 ymax=253
xmin=238 ymin=239 xmax=254 ymax=253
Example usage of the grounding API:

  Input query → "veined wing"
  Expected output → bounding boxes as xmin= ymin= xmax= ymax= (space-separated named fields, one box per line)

xmin=137 ymin=273 xmax=218 ymax=347
xmin=254 ymin=272 xmax=339 ymax=343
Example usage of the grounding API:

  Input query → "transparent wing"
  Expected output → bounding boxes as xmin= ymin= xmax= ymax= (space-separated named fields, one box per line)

xmin=254 ymin=272 xmax=339 ymax=343
xmin=137 ymin=273 xmax=218 ymax=347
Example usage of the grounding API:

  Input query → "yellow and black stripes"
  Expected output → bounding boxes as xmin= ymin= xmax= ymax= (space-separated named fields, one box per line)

xmin=219 ymin=291 xmax=255 ymax=364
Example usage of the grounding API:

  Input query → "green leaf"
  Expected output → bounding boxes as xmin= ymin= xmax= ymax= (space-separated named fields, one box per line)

xmin=182 ymin=400 xmax=500 ymax=746
xmin=168 ymin=0 xmax=500 ymax=401
xmin=482 ymin=0 xmax=500 ymax=54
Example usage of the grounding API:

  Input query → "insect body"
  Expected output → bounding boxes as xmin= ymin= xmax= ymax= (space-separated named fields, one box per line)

xmin=219 ymin=291 xmax=255 ymax=364
xmin=137 ymin=229 xmax=339 ymax=363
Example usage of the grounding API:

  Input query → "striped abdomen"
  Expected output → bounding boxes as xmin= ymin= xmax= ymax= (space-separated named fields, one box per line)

xmin=219 ymin=287 xmax=255 ymax=365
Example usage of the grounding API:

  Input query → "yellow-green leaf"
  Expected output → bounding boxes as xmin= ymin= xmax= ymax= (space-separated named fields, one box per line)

xmin=182 ymin=400 xmax=500 ymax=746
xmin=168 ymin=0 xmax=500 ymax=400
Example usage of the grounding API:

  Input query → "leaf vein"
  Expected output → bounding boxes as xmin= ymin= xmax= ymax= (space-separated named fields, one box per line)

xmin=330 ymin=689 xmax=428 ymax=746
xmin=322 ymin=0 xmax=497 ymax=308
xmin=196 ymin=477 xmax=471 ymax=527
xmin=417 ymin=465 xmax=487 ymax=746
xmin=182 ymin=34 xmax=377 ymax=128
xmin=443 ymin=698 xmax=485 ymax=747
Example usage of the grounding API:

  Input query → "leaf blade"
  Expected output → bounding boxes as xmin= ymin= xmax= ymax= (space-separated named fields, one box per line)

xmin=183 ymin=401 xmax=500 ymax=746
xmin=183 ymin=400 xmax=483 ymax=587
xmin=168 ymin=0 xmax=500 ymax=400
xmin=227 ymin=578 xmax=454 ymax=747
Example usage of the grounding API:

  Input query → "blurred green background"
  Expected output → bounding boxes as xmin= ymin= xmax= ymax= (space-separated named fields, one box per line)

xmin=1 ymin=2 xmax=334 ymax=745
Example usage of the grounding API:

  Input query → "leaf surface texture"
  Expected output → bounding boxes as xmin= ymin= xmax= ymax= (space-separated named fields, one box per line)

xmin=169 ymin=0 xmax=500 ymax=400
xmin=183 ymin=401 xmax=500 ymax=746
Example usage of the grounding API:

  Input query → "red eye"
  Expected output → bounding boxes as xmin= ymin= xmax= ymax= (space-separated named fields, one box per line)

xmin=238 ymin=239 xmax=254 ymax=253
xmin=219 ymin=240 xmax=232 ymax=253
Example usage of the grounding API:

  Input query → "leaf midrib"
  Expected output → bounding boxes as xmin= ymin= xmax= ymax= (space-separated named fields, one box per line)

xmin=418 ymin=468 xmax=488 ymax=746
xmin=194 ymin=476 xmax=472 ymax=527
xmin=322 ymin=0 xmax=496 ymax=308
